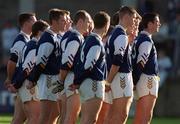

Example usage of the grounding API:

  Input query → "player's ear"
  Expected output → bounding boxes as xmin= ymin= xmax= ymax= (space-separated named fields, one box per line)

xmin=78 ymin=19 xmax=84 ymax=26
xmin=148 ymin=22 xmax=153 ymax=29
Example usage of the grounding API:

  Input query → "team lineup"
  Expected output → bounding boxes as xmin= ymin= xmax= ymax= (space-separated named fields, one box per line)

xmin=3 ymin=5 xmax=161 ymax=124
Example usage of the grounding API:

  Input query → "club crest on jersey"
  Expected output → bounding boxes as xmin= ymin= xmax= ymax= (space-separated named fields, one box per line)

xmin=147 ymin=77 xmax=153 ymax=89
xmin=120 ymin=76 xmax=126 ymax=89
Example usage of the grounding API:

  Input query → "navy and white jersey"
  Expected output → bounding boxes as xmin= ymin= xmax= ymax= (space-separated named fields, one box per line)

xmin=60 ymin=29 xmax=84 ymax=71
xmin=10 ymin=31 xmax=30 ymax=82
xmin=106 ymin=25 xmax=131 ymax=73
xmin=36 ymin=29 xmax=61 ymax=75
xmin=59 ymin=29 xmax=73 ymax=67
xmin=22 ymin=37 xmax=38 ymax=73
xmin=74 ymin=32 xmax=107 ymax=85
xmin=132 ymin=31 xmax=159 ymax=84
xmin=10 ymin=31 xmax=30 ymax=66
xmin=13 ymin=38 xmax=38 ymax=88
xmin=28 ymin=29 xmax=61 ymax=83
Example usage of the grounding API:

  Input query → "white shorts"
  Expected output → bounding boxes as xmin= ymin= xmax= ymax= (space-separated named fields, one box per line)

xmin=104 ymin=91 xmax=112 ymax=104
xmin=18 ymin=80 xmax=39 ymax=103
xmin=37 ymin=74 xmax=59 ymax=101
xmin=111 ymin=72 xmax=133 ymax=99
xmin=79 ymin=78 xmax=105 ymax=102
xmin=134 ymin=73 xmax=159 ymax=100
xmin=64 ymin=72 xmax=79 ymax=98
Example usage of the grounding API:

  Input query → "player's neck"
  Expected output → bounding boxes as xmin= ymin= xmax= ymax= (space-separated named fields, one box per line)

xmin=74 ymin=26 xmax=84 ymax=35
xmin=144 ymin=29 xmax=153 ymax=35
xmin=118 ymin=21 xmax=127 ymax=31
xmin=94 ymin=29 xmax=104 ymax=38
xmin=50 ymin=26 xmax=60 ymax=34
xmin=21 ymin=27 xmax=31 ymax=35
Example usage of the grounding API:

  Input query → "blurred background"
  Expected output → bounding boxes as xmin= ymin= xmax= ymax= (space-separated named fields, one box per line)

xmin=0 ymin=0 xmax=180 ymax=118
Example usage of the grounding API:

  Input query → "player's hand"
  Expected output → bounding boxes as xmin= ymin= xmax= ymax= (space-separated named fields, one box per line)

xmin=4 ymin=78 xmax=11 ymax=89
xmin=7 ymin=84 xmax=17 ymax=93
xmin=104 ymin=81 xmax=111 ymax=92
xmin=26 ymin=80 xmax=35 ymax=89
xmin=51 ymin=80 xmax=64 ymax=94
xmin=105 ymin=85 xmax=111 ymax=92
xmin=68 ymin=83 xmax=80 ymax=91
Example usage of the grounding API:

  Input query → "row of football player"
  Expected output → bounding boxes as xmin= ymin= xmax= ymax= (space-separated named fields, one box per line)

xmin=4 ymin=6 xmax=161 ymax=124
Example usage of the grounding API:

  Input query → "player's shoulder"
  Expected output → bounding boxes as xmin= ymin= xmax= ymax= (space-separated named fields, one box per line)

xmin=14 ymin=33 xmax=26 ymax=42
xmin=39 ymin=30 xmax=55 ymax=44
xmin=113 ymin=25 xmax=126 ymax=35
xmin=61 ymin=30 xmax=73 ymax=41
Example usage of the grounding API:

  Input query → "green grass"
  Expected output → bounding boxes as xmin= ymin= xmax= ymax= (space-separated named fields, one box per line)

xmin=0 ymin=114 xmax=180 ymax=124
xmin=127 ymin=117 xmax=180 ymax=124
xmin=0 ymin=114 xmax=12 ymax=124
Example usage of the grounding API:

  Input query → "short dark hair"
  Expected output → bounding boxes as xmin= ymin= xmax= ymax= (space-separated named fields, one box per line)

xmin=111 ymin=11 xmax=119 ymax=26
xmin=48 ymin=8 xmax=67 ymax=24
xmin=119 ymin=6 xmax=136 ymax=20
xmin=139 ymin=13 xmax=159 ymax=31
xmin=73 ymin=10 xmax=88 ymax=25
xmin=136 ymin=11 xmax=142 ymax=20
xmin=31 ymin=20 xmax=49 ymax=37
xmin=18 ymin=13 xmax=35 ymax=27
xmin=94 ymin=11 xmax=110 ymax=29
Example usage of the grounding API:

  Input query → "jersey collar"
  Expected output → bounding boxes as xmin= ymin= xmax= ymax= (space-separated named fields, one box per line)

xmin=140 ymin=31 xmax=152 ymax=38
xmin=31 ymin=37 xmax=38 ymax=42
xmin=91 ymin=32 xmax=102 ymax=41
xmin=116 ymin=24 xmax=126 ymax=33
xmin=20 ymin=31 xmax=30 ymax=41
xmin=46 ymin=28 xmax=57 ymax=36
xmin=72 ymin=28 xmax=84 ymax=39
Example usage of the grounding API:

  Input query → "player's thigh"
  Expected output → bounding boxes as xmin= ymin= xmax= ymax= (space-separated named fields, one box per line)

xmin=135 ymin=95 xmax=157 ymax=115
xmin=40 ymin=100 xmax=58 ymax=117
xmin=98 ymin=90 xmax=113 ymax=121
xmin=23 ymin=100 xmax=40 ymax=118
xmin=81 ymin=98 xmax=103 ymax=120
xmin=49 ymin=101 xmax=59 ymax=121
xmin=97 ymin=101 xmax=111 ymax=124
xmin=112 ymin=97 xmax=133 ymax=114
xmin=66 ymin=93 xmax=81 ymax=115
xmin=14 ymin=95 xmax=26 ymax=118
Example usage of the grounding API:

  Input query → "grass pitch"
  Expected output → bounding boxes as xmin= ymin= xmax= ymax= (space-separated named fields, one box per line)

xmin=0 ymin=114 xmax=180 ymax=124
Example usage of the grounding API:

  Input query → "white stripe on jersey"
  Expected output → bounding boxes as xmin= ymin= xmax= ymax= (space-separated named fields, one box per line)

xmin=61 ymin=38 xmax=68 ymax=53
xmin=10 ymin=40 xmax=26 ymax=57
xmin=61 ymin=40 xmax=80 ymax=66
xmin=84 ymin=45 xmax=101 ymax=70
xmin=22 ymin=49 xmax=36 ymax=72
xmin=113 ymin=35 xmax=128 ymax=56
xmin=137 ymin=41 xmax=152 ymax=64
xmin=10 ymin=40 xmax=26 ymax=66
xmin=36 ymin=42 xmax=54 ymax=65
